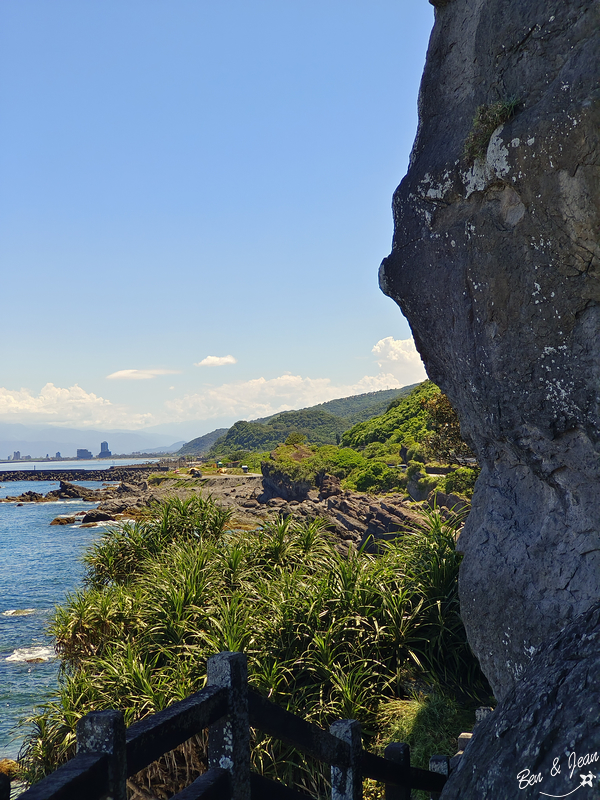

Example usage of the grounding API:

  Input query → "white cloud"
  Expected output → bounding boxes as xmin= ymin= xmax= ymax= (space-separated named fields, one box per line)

xmin=0 ymin=338 xmax=425 ymax=431
xmin=371 ymin=337 xmax=427 ymax=383
xmin=195 ymin=355 xmax=237 ymax=367
xmin=166 ymin=371 xmax=403 ymax=422
xmin=165 ymin=337 xmax=426 ymax=423
xmin=106 ymin=368 xmax=180 ymax=380
xmin=0 ymin=383 xmax=152 ymax=428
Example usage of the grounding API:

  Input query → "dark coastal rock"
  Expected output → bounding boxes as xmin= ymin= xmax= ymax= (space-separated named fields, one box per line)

xmin=318 ymin=474 xmax=343 ymax=499
xmin=258 ymin=464 xmax=424 ymax=548
xmin=81 ymin=509 xmax=115 ymax=524
xmin=46 ymin=481 xmax=98 ymax=501
xmin=441 ymin=602 xmax=600 ymax=799
xmin=97 ymin=499 xmax=132 ymax=514
xmin=380 ymin=0 xmax=600 ymax=699
xmin=50 ymin=516 xmax=76 ymax=525
xmin=15 ymin=491 xmax=46 ymax=502
xmin=241 ymin=499 xmax=259 ymax=509
xmin=277 ymin=490 xmax=425 ymax=553
xmin=115 ymin=482 xmax=141 ymax=495
xmin=260 ymin=461 xmax=313 ymax=502
xmin=97 ymin=486 xmax=156 ymax=516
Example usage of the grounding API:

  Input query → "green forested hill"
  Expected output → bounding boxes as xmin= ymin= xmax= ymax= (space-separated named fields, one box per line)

xmin=178 ymin=428 xmax=228 ymax=456
xmin=311 ymin=385 xmax=418 ymax=426
xmin=258 ymin=381 xmax=478 ymax=497
xmin=179 ymin=385 xmax=420 ymax=457
xmin=340 ymin=381 xmax=440 ymax=450
xmin=208 ymin=409 xmax=348 ymax=456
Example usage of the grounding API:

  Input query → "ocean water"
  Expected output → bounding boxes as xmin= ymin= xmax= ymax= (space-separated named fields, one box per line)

xmin=0 ymin=460 xmax=153 ymax=760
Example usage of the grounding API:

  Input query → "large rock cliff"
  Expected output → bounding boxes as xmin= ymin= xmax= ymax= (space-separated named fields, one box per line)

xmin=380 ymin=0 xmax=600 ymax=699
xmin=440 ymin=602 xmax=600 ymax=799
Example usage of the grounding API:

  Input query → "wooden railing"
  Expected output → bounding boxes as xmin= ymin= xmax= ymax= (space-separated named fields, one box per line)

xmin=13 ymin=652 xmax=449 ymax=800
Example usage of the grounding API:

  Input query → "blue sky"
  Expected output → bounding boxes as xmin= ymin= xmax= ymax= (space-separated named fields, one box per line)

xmin=1 ymin=1 xmax=433 ymax=439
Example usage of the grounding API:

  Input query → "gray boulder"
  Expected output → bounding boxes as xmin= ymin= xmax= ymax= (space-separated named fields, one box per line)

xmin=380 ymin=0 xmax=600 ymax=699
xmin=81 ymin=509 xmax=115 ymax=524
xmin=441 ymin=602 xmax=600 ymax=799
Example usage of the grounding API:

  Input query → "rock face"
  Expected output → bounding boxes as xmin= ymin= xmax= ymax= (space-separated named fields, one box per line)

xmin=260 ymin=461 xmax=313 ymax=502
xmin=81 ymin=509 xmax=115 ymax=524
xmin=380 ymin=0 xmax=600 ymax=699
xmin=440 ymin=602 xmax=600 ymax=799
xmin=50 ymin=515 xmax=76 ymax=526
xmin=261 ymin=480 xmax=427 ymax=553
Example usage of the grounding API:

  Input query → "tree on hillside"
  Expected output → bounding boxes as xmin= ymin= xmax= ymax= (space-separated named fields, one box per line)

xmin=422 ymin=393 xmax=475 ymax=465
xmin=284 ymin=431 xmax=307 ymax=446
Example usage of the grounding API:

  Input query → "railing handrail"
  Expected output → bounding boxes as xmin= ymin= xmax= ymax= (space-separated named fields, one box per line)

xmin=14 ymin=651 xmax=449 ymax=800
xmin=125 ymin=684 xmax=229 ymax=776
xmin=248 ymin=688 xmax=352 ymax=768
xmin=13 ymin=753 xmax=109 ymax=800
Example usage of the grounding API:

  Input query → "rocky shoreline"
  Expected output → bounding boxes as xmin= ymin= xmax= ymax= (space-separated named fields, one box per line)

xmin=0 ymin=468 xmax=468 ymax=553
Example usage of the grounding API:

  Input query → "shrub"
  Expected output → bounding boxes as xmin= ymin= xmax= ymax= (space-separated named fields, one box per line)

xmin=284 ymin=432 xmax=307 ymax=446
xmin=464 ymin=98 xmax=520 ymax=163
xmin=363 ymin=442 xmax=387 ymax=459
xmin=19 ymin=501 xmax=489 ymax=794
xmin=443 ymin=467 xmax=480 ymax=497
xmin=421 ymin=394 xmax=475 ymax=465
xmin=406 ymin=460 xmax=424 ymax=480
xmin=416 ymin=473 xmax=442 ymax=494
xmin=347 ymin=462 xmax=403 ymax=494
xmin=374 ymin=693 xmax=476 ymax=800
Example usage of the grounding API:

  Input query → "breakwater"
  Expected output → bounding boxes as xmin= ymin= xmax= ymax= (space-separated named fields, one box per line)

xmin=0 ymin=464 xmax=166 ymax=483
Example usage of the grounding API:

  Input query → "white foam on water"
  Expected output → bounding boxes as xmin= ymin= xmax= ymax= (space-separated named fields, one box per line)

xmin=2 ymin=609 xmax=36 ymax=617
xmin=5 ymin=646 xmax=55 ymax=663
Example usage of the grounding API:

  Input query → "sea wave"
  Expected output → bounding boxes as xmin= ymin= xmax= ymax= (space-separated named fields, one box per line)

xmin=2 ymin=609 xmax=36 ymax=617
xmin=5 ymin=646 xmax=55 ymax=663
xmin=51 ymin=501 xmax=95 ymax=505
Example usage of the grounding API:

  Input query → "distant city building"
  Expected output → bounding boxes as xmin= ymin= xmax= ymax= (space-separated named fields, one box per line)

xmin=13 ymin=451 xmax=20 ymax=461
xmin=98 ymin=441 xmax=112 ymax=458
xmin=56 ymin=452 xmax=61 ymax=459
xmin=77 ymin=449 xmax=93 ymax=459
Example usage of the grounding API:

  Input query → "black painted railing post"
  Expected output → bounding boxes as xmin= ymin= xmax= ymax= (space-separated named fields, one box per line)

xmin=428 ymin=755 xmax=450 ymax=800
xmin=384 ymin=742 xmax=411 ymax=800
xmin=207 ymin=651 xmax=250 ymax=800
xmin=330 ymin=719 xmax=362 ymax=800
xmin=0 ymin=773 xmax=10 ymax=800
xmin=77 ymin=710 xmax=126 ymax=800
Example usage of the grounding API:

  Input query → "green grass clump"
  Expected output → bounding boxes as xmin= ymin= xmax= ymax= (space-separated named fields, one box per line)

xmin=379 ymin=692 xmax=474 ymax=770
xmin=464 ymin=98 xmax=520 ymax=163
xmin=373 ymin=693 xmax=475 ymax=800
xmin=147 ymin=470 xmax=180 ymax=485
xmin=18 ymin=498 xmax=489 ymax=795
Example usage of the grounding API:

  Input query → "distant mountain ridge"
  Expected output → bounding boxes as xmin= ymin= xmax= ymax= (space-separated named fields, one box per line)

xmin=177 ymin=428 xmax=229 ymax=457
xmin=179 ymin=385 xmax=419 ymax=457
